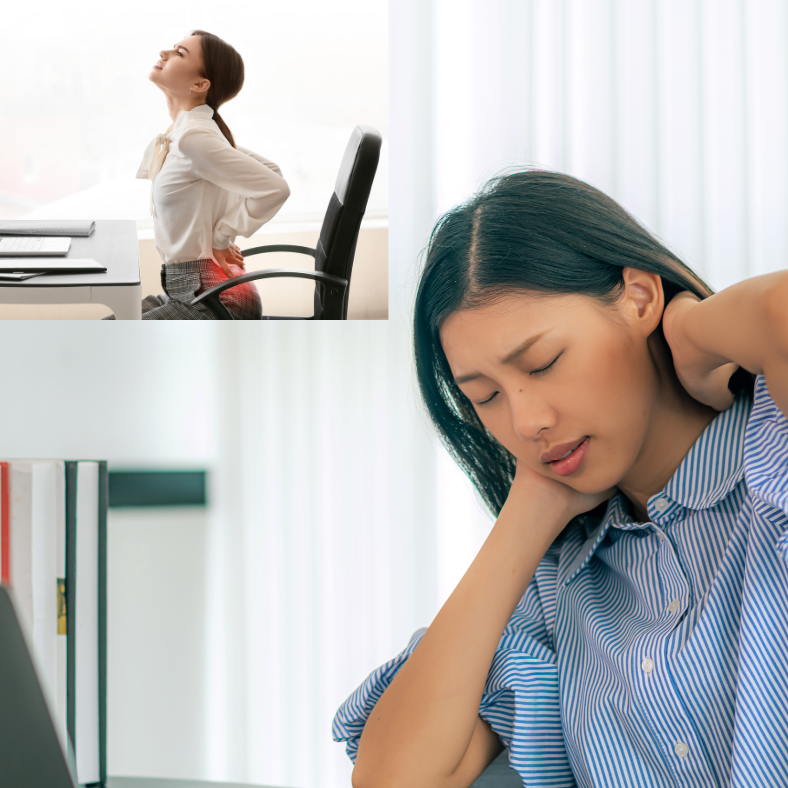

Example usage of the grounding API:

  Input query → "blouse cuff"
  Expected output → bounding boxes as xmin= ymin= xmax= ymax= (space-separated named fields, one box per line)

xmin=332 ymin=628 xmax=575 ymax=787
xmin=743 ymin=374 xmax=788 ymax=562
xmin=332 ymin=627 xmax=427 ymax=763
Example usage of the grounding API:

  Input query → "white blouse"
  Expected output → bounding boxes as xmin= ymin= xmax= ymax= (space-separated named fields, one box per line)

xmin=136 ymin=104 xmax=290 ymax=265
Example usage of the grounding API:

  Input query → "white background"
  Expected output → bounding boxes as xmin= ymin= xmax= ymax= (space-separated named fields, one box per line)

xmin=0 ymin=0 xmax=388 ymax=229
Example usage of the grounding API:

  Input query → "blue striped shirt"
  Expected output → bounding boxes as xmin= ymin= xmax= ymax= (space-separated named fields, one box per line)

xmin=333 ymin=374 xmax=788 ymax=787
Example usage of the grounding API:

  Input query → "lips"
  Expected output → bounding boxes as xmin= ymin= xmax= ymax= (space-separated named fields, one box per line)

xmin=548 ymin=437 xmax=590 ymax=477
xmin=540 ymin=438 xmax=587 ymax=464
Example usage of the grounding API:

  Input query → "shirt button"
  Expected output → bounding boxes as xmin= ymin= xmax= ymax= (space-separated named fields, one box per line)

xmin=656 ymin=530 xmax=667 ymax=541
xmin=654 ymin=496 xmax=669 ymax=513
xmin=674 ymin=742 xmax=689 ymax=758
xmin=668 ymin=599 xmax=681 ymax=614
xmin=641 ymin=657 xmax=654 ymax=674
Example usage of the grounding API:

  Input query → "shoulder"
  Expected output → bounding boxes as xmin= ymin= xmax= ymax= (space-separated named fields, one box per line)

xmin=743 ymin=374 xmax=788 ymax=512
xmin=173 ymin=112 xmax=228 ymax=155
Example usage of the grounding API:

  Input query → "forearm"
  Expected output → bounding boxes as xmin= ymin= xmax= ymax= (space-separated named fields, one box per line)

xmin=353 ymin=494 xmax=565 ymax=788
xmin=683 ymin=270 xmax=788 ymax=413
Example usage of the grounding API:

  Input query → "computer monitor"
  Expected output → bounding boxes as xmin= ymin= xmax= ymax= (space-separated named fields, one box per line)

xmin=0 ymin=584 xmax=77 ymax=788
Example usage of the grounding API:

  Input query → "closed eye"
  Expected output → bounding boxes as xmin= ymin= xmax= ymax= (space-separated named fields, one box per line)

xmin=474 ymin=352 xmax=562 ymax=406
xmin=531 ymin=353 xmax=561 ymax=375
xmin=477 ymin=391 xmax=498 ymax=406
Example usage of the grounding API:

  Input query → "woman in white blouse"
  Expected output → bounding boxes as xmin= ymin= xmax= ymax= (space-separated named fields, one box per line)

xmin=125 ymin=29 xmax=290 ymax=320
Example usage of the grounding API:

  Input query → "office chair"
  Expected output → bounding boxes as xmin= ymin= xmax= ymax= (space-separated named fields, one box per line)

xmin=192 ymin=125 xmax=382 ymax=320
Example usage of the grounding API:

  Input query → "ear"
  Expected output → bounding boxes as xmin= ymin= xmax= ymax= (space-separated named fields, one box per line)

xmin=621 ymin=267 xmax=664 ymax=336
xmin=191 ymin=78 xmax=210 ymax=96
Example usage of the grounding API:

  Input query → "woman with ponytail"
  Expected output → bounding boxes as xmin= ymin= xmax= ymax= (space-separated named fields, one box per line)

xmin=125 ymin=30 xmax=289 ymax=319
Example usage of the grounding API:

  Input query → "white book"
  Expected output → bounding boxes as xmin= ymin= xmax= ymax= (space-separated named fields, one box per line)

xmin=75 ymin=461 xmax=100 ymax=785
xmin=8 ymin=462 xmax=65 ymax=738
xmin=55 ymin=463 xmax=68 ymax=753
xmin=31 ymin=462 xmax=59 ymax=709
xmin=9 ymin=463 xmax=34 ymax=642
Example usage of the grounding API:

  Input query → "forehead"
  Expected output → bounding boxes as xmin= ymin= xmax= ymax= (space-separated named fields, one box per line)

xmin=439 ymin=291 xmax=603 ymax=368
xmin=175 ymin=35 xmax=202 ymax=52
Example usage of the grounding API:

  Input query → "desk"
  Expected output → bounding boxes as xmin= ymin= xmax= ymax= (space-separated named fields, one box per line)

xmin=103 ymin=749 xmax=520 ymax=788
xmin=0 ymin=220 xmax=141 ymax=319
xmin=107 ymin=779 xmax=294 ymax=788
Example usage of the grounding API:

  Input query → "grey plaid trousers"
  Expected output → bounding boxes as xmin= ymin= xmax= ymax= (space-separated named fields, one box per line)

xmin=104 ymin=259 xmax=263 ymax=320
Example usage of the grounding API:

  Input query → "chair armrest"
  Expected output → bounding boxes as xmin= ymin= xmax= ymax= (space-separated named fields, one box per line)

xmin=241 ymin=244 xmax=317 ymax=258
xmin=191 ymin=268 xmax=348 ymax=305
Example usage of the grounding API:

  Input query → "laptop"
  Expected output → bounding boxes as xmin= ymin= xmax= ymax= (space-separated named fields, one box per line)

xmin=0 ymin=236 xmax=71 ymax=256
xmin=0 ymin=584 xmax=77 ymax=788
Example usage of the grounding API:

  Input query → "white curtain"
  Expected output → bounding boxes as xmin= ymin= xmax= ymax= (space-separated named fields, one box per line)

xmin=203 ymin=324 xmax=442 ymax=788
xmin=392 ymin=0 xmax=788 ymax=298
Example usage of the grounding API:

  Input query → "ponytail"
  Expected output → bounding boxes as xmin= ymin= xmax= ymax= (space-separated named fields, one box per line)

xmin=211 ymin=108 xmax=236 ymax=149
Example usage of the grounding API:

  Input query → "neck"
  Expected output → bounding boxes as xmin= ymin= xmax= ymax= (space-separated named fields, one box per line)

xmin=616 ymin=332 xmax=719 ymax=522
xmin=162 ymin=91 xmax=208 ymax=123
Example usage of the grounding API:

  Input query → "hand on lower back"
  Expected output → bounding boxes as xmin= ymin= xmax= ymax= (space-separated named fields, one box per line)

xmin=212 ymin=244 xmax=246 ymax=277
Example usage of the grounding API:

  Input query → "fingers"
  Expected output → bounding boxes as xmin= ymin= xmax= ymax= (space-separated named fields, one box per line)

xmin=217 ymin=258 xmax=234 ymax=278
xmin=212 ymin=250 xmax=234 ymax=278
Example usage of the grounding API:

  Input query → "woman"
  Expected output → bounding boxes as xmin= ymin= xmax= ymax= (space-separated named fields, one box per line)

xmin=119 ymin=30 xmax=289 ymax=319
xmin=333 ymin=171 xmax=788 ymax=787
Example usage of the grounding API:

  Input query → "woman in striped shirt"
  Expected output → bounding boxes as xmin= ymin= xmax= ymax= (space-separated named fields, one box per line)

xmin=333 ymin=171 xmax=788 ymax=787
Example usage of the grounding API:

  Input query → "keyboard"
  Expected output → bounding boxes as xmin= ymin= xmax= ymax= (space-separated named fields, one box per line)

xmin=0 ymin=236 xmax=71 ymax=256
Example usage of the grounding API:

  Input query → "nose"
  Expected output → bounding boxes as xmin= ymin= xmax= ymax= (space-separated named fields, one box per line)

xmin=509 ymin=389 xmax=555 ymax=443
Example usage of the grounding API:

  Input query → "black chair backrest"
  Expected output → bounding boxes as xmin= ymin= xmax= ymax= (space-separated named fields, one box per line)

xmin=314 ymin=125 xmax=382 ymax=319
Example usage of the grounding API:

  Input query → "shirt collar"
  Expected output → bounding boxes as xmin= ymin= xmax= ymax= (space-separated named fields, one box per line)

xmin=170 ymin=104 xmax=214 ymax=137
xmin=561 ymin=390 xmax=753 ymax=587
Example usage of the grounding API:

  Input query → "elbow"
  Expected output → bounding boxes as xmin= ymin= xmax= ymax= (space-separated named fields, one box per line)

xmin=351 ymin=753 xmax=400 ymax=788
xmin=352 ymin=758 xmax=444 ymax=788
xmin=351 ymin=765 xmax=400 ymax=788
xmin=763 ymin=274 xmax=788 ymax=354
xmin=278 ymin=179 xmax=291 ymax=206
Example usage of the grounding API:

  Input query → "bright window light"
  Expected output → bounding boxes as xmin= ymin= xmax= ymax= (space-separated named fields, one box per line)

xmin=0 ymin=0 xmax=388 ymax=233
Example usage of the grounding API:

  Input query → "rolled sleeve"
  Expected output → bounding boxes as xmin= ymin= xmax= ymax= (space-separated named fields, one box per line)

xmin=743 ymin=374 xmax=788 ymax=561
xmin=332 ymin=627 xmax=427 ymax=763
xmin=332 ymin=553 xmax=574 ymax=787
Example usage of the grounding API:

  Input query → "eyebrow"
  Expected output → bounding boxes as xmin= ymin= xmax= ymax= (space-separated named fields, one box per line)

xmin=453 ymin=330 xmax=549 ymax=385
xmin=175 ymin=44 xmax=189 ymax=53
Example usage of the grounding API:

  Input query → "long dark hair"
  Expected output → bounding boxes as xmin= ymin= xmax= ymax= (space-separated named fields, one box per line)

xmin=191 ymin=30 xmax=244 ymax=149
xmin=414 ymin=169 xmax=755 ymax=519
